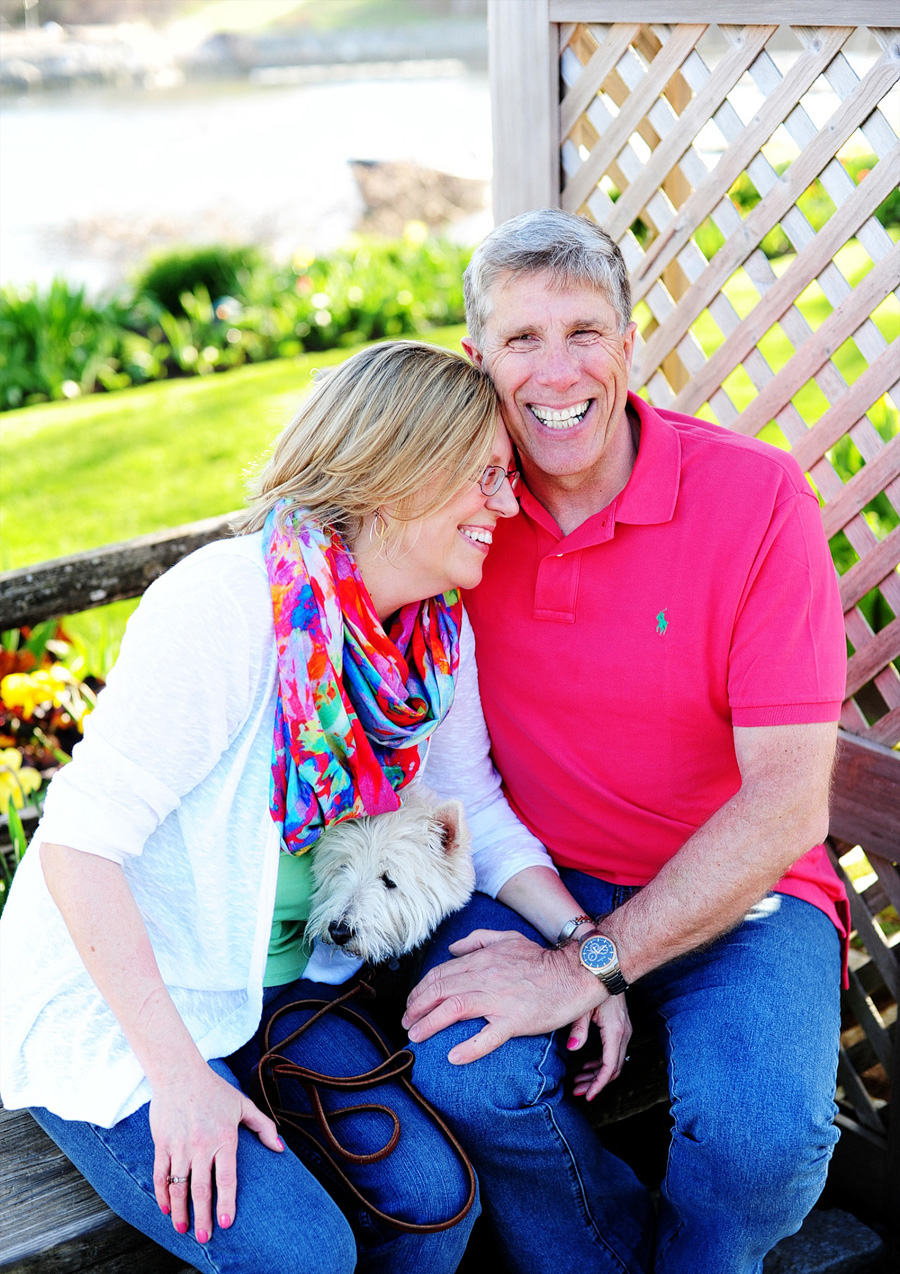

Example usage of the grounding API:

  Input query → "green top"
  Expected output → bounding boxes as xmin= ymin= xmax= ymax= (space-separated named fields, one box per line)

xmin=264 ymin=849 xmax=315 ymax=988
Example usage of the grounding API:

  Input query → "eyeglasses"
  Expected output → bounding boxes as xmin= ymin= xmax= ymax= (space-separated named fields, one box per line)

xmin=479 ymin=465 xmax=520 ymax=497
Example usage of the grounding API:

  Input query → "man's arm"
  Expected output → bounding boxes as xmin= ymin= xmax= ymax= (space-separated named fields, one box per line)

xmin=404 ymin=719 xmax=837 ymax=1061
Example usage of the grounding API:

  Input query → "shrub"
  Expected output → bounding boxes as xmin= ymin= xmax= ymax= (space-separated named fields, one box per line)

xmin=0 ymin=279 xmax=127 ymax=409
xmin=132 ymin=244 xmax=263 ymax=317
xmin=1 ymin=235 xmax=473 ymax=411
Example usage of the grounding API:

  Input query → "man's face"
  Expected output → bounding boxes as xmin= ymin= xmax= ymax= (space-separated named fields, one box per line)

xmin=463 ymin=270 xmax=636 ymax=488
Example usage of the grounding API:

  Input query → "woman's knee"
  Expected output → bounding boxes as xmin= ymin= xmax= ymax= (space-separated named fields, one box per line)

xmin=412 ymin=1025 xmax=564 ymax=1127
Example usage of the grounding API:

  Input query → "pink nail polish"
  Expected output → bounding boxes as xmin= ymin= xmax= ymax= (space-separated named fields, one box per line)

xmin=277 ymin=1137 xmax=285 ymax=1150
xmin=567 ymin=1038 xmax=579 ymax=1049
xmin=160 ymin=1204 xmax=170 ymax=1216
xmin=197 ymin=1230 xmax=209 ymax=1244
xmin=175 ymin=1221 xmax=188 ymax=1234
xmin=219 ymin=1214 xmax=232 ymax=1229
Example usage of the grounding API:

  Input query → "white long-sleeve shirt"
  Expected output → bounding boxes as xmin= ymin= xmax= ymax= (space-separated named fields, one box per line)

xmin=0 ymin=533 xmax=552 ymax=1126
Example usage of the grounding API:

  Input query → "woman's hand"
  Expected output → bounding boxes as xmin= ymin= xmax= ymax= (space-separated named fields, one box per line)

xmin=149 ymin=1062 xmax=283 ymax=1243
xmin=566 ymin=993 xmax=632 ymax=1101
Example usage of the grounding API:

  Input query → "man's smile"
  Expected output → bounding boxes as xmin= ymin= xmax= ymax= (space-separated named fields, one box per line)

xmin=528 ymin=400 xmax=592 ymax=430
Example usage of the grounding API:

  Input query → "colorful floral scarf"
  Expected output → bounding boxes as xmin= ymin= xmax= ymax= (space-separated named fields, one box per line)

xmin=264 ymin=501 xmax=462 ymax=854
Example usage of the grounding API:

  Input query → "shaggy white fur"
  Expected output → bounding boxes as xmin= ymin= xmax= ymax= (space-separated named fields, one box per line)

xmin=306 ymin=784 xmax=475 ymax=965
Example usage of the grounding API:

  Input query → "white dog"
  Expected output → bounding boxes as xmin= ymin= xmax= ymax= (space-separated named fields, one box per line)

xmin=306 ymin=784 xmax=475 ymax=966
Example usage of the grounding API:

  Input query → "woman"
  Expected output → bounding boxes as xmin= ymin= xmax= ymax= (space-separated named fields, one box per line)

xmin=0 ymin=341 xmax=525 ymax=1274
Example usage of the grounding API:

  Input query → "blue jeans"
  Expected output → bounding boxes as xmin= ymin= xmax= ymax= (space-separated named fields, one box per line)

xmin=410 ymin=874 xmax=841 ymax=1274
xmin=31 ymin=977 xmax=479 ymax=1274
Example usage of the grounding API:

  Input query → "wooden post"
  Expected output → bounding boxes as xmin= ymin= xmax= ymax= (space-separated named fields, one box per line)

xmin=488 ymin=0 xmax=559 ymax=222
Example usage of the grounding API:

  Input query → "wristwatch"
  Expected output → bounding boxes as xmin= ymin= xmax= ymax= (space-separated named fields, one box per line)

xmin=578 ymin=931 xmax=629 ymax=995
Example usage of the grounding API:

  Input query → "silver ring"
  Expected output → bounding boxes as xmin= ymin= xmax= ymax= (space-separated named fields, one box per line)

xmin=624 ymin=1055 xmax=631 ymax=1062
xmin=167 ymin=1174 xmax=189 ymax=1185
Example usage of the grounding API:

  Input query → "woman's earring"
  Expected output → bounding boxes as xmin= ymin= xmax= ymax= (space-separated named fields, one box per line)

xmin=369 ymin=509 xmax=388 ymax=544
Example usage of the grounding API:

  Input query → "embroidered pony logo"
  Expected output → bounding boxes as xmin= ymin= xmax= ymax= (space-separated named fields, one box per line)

xmin=656 ymin=609 xmax=668 ymax=636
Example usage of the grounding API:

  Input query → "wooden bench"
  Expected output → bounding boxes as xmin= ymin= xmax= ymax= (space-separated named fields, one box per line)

xmin=1 ymin=522 xmax=898 ymax=1269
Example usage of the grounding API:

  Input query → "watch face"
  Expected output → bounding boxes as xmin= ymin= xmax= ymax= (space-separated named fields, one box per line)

xmin=580 ymin=934 xmax=616 ymax=974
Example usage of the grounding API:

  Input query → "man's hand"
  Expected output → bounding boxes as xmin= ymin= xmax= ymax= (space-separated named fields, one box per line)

xmin=403 ymin=927 xmax=610 ymax=1065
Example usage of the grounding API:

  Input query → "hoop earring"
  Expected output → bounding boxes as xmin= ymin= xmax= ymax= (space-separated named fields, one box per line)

xmin=369 ymin=509 xmax=388 ymax=544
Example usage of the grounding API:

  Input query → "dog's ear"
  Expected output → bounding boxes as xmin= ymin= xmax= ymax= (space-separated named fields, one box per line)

xmin=430 ymin=799 xmax=470 ymax=855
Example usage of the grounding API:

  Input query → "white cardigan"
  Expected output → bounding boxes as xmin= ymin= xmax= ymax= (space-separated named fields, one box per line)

xmin=0 ymin=534 xmax=552 ymax=1127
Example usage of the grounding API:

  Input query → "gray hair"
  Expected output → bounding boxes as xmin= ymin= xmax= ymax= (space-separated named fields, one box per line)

xmin=464 ymin=209 xmax=632 ymax=346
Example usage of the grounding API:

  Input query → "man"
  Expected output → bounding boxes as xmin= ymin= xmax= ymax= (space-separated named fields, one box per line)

xmin=404 ymin=209 xmax=848 ymax=1274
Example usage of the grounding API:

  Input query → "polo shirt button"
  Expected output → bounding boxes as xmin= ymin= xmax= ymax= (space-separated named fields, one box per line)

xmin=556 ymin=553 xmax=563 ymax=558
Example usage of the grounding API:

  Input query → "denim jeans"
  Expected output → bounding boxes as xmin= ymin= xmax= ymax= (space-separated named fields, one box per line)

xmin=410 ymin=873 xmax=841 ymax=1274
xmin=31 ymin=977 xmax=479 ymax=1274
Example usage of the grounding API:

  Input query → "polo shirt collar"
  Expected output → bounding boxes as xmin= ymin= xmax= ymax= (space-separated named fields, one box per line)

xmin=517 ymin=392 xmax=681 ymax=548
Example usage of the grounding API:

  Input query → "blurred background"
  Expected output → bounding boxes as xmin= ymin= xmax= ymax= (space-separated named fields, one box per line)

xmin=0 ymin=0 xmax=494 ymax=697
xmin=0 ymin=0 xmax=491 ymax=293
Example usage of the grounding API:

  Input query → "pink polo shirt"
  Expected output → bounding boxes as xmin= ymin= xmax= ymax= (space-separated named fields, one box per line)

xmin=465 ymin=394 xmax=850 ymax=956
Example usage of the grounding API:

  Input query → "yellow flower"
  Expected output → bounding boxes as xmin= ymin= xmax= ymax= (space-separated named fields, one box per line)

xmin=1 ymin=667 xmax=65 ymax=719
xmin=0 ymin=748 xmax=41 ymax=812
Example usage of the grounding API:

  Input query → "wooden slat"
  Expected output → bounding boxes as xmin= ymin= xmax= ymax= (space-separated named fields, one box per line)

xmin=559 ymin=23 xmax=641 ymax=139
xmin=601 ymin=26 xmax=776 ymax=242
xmin=718 ymin=245 xmax=900 ymax=442
xmin=562 ymin=24 xmax=707 ymax=213
xmin=821 ymin=435 xmax=900 ymax=540
xmin=0 ymin=1107 xmax=187 ymax=1273
xmin=632 ymin=25 xmax=853 ymax=295
xmin=837 ymin=1047 xmax=886 ymax=1134
xmin=845 ymin=968 xmax=894 ymax=1073
xmin=559 ymin=22 xmax=579 ymax=52
xmin=830 ymin=731 xmax=900 ymax=861
xmin=829 ymin=853 xmax=900 ymax=1003
xmin=0 ymin=514 xmax=234 ymax=632
xmin=636 ymin=48 xmax=900 ymax=378
xmin=838 ymin=526 xmax=900 ymax=613
xmin=867 ymin=851 xmax=900 ymax=914
xmin=670 ymin=147 xmax=900 ymax=418
xmin=866 ymin=707 xmax=900 ymax=747
xmin=790 ymin=347 xmax=900 ymax=474
xmin=488 ymin=0 xmax=558 ymax=222
xmin=549 ymin=2 xmax=900 ymax=22
xmin=846 ymin=616 xmax=900 ymax=699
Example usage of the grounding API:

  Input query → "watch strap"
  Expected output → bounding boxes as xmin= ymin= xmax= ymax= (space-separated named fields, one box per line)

xmin=555 ymin=915 xmax=592 ymax=948
xmin=601 ymin=968 xmax=629 ymax=996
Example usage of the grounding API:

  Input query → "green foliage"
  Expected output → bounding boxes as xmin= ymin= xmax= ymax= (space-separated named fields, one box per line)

xmin=132 ymin=244 xmax=263 ymax=317
xmin=723 ymin=153 xmax=900 ymax=259
xmin=2 ymin=236 xmax=472 ymax=412
xmin=0 ymin=278 xmax=126 ymax=410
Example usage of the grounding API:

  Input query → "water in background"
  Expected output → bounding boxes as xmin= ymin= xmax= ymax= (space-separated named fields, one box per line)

xmin=0 ymin=67 xmax=492 ymax=293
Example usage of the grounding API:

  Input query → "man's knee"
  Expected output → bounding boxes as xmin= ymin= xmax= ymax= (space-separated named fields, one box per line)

xmin=668 ymin=1097 xmax=838 ymax=1223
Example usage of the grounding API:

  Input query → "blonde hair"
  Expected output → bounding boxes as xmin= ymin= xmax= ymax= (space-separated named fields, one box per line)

xmin=232 ymin=341 xmax=499 ymax=542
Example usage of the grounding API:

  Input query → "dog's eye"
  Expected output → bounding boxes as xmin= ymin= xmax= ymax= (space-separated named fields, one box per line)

xmin=380 ymin=873 xmax=397 ymax=890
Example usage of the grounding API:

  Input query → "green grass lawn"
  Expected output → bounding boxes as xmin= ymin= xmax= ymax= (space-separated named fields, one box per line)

xmin=1 ymin=325 xmax=468 ymax=569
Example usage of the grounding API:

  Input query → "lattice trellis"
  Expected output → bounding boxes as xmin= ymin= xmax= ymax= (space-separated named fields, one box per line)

xmin=556 ymin=19 xmax=900 ymax=749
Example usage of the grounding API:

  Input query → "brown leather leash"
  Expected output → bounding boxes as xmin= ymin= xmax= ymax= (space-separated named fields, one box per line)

xmin=256 ymin=979 xmax=477 ymax=1233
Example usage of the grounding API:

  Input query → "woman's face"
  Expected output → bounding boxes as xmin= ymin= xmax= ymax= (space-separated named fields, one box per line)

xmin=395 ymin=420 xmax=519 ymax=598
xmin=357 ymin=421 xmax=519 ymax=616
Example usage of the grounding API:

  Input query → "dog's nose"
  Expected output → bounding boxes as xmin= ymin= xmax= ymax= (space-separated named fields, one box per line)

xmin=328 ymin=920 xmax=354 ymax=946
